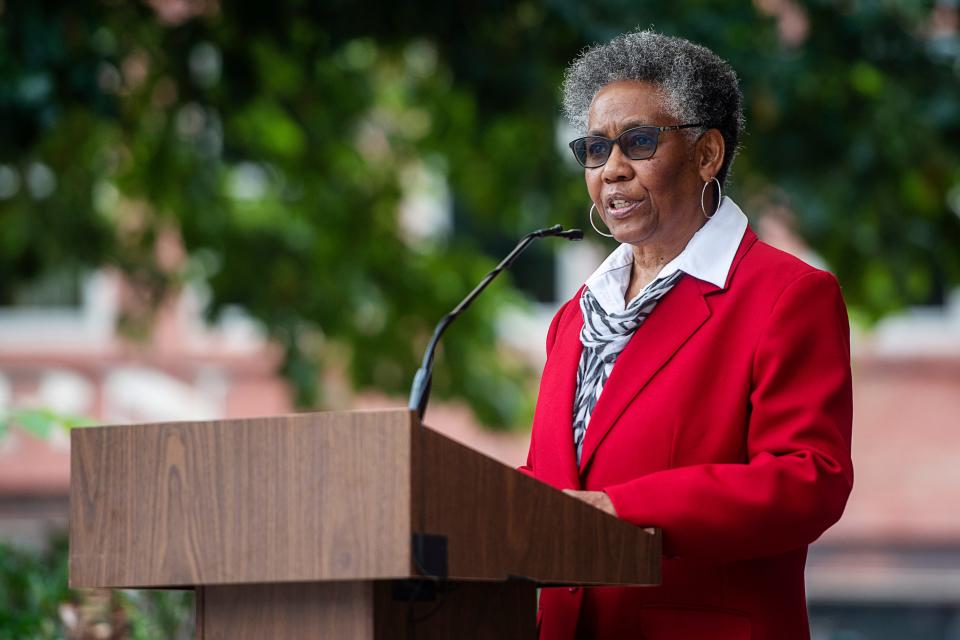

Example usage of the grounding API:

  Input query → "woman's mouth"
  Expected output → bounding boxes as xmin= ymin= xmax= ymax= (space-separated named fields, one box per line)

xmin=606 ymin=197 xmax=643 ymax=219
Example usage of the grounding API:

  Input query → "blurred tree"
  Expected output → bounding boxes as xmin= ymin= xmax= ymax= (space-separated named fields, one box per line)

xmin=1 ymin=0 xmax=958 ymax=426
xmin=0 ymin=531 xmax=193 ymax=639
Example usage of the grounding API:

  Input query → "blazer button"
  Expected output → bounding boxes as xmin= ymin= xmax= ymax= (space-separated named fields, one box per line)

xmin=568 ymin=587 xmax=579 ymax=593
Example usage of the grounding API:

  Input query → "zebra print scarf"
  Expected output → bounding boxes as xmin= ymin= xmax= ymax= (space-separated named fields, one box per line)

xmin=572 ymin=270 xmax=684 ymax=464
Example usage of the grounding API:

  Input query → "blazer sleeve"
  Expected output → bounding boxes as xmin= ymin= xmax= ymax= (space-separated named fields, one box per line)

xmin=517 ymin=296 xmax=575 ymax=478
xmin=603 ymin=270 xmax=854 ymax=562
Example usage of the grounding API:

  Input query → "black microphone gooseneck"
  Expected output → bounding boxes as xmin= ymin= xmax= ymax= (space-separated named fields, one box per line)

xmin=407 ymin=225 xmax=584 ymax=420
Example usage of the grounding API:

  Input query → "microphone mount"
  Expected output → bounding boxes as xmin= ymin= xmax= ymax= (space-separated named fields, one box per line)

xmin=407 ymin=225 xmax=583 ymax=421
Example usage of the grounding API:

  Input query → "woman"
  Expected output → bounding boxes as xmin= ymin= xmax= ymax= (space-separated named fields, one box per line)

xmin=520 ymin=30 xmax=853 ymax=640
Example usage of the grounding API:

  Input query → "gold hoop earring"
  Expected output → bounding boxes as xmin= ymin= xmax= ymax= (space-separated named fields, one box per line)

xmin=589 ymin=203 xmax=614 ymax=238
xmin=701 ymin=177 xmax=722 ymax=219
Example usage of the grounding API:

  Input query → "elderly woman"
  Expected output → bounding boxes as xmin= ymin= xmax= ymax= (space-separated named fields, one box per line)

xmin=519 ymin=31 xmax=853 ymax=640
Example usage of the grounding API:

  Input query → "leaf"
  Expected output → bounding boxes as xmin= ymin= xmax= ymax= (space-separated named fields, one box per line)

xmin=11 ymin=409 xmax=58 ymax=440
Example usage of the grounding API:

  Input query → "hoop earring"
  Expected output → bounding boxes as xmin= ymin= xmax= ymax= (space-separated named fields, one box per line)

xmin=701 ymin=177 xmax=722 ymax=219
xmin=589 ymin=203 xmax=614 ymax=238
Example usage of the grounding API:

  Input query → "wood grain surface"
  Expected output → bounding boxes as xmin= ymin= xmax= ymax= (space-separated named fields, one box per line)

xmin=70 ymin=410 xmax=413 ymax=588
xmin=199 ymin=582 xmax=373 ymax=639
xmin=197 ymin=580 xmax=536 ymax=639
xmin=372 ymin=580 xmax=536 ymax=639
xmin=413 ymin=423 xmax=661 ymax=586
xmin=71 ymin=408 xmax=659 ymax=590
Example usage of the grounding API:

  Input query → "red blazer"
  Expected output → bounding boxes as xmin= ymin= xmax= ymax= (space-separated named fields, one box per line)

xmin=520 ymin=227 xmax=853 ymax=640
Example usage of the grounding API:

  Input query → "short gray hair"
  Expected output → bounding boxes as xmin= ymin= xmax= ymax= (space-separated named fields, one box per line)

xmin=562 ymin=30 xmax=744 ymax=185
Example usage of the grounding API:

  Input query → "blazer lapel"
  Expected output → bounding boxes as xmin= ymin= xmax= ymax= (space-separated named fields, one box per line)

xmin=576 ymin=227 xmax=759 ymax=474
xmin=536 ymin=298 xmax=584 ymax=489
xmin=577 ymin=275 xmax=710 ymax=473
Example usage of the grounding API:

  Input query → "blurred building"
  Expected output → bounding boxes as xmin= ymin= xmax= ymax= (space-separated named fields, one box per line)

xmin=0 ymin=270 xmax=291 ymax=546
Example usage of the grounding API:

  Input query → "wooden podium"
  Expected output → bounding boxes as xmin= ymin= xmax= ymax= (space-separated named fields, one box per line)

xmin=69 ymin=409 xmax=661 ymax=638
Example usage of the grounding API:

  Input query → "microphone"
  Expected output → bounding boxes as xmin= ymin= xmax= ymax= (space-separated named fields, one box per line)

xmin=407 ymin=225 xmax=583 ymax=421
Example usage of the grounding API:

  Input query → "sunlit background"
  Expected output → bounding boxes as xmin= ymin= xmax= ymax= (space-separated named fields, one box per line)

xmin=2 ymin=1 xmax=960 ymax=638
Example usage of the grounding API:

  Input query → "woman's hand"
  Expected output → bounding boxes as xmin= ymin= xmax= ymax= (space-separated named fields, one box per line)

xmin=563 ymin=489 xmax=618 ymax=517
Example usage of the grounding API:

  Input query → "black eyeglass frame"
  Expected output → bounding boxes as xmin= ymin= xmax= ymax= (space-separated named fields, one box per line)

xmin=568 ymin=123 xmax=705 ymax=168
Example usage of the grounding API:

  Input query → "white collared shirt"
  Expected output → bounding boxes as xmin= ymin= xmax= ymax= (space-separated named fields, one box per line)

xmin=584 ymin=196 xmax=749 ymax=314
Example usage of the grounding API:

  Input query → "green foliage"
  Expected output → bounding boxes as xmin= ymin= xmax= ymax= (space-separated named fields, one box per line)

xmin=0 ymin=408 xmax=95 ymax=442
xmin=0 ymin=535 xmax=70 ymax=639
xmin=0 ymin=532 xmax=193 ymax=639
xmin=2 ymin=1 xmax=959 ymax=426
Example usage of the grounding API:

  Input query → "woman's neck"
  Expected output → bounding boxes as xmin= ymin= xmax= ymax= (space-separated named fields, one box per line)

xmin=624 ymin=215 xmax=706 ymax=303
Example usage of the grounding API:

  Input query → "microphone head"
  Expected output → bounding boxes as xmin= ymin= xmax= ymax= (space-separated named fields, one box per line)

xmin=529 ymin=225 xmax=582 ymax=240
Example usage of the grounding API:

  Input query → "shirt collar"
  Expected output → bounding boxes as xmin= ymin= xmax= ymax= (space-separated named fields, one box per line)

xmin=584 ymin=196 xmax=749 ymax=314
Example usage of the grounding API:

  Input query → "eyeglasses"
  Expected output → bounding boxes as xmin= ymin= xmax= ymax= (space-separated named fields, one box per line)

xmin=568 ymin=123 xmax=705 ymax=168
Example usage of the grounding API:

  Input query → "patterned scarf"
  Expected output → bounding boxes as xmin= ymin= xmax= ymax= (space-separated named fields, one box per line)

xmin=572 ymin=270 xmax=684 ymax=464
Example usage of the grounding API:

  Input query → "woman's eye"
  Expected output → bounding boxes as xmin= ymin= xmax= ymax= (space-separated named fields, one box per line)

xmin=626 ymin=133 xmax=654 ymax=148
xmin=587 ymin=141 xmax=608 ymax=156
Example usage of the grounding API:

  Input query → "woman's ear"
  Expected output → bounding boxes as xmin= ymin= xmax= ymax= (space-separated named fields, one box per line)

xmin=697 ymin=129 xmax=725 ymax=181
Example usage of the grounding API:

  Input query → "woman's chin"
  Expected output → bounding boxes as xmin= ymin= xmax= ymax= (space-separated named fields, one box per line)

xmin=610 ymin=222 xmax=656 ymax=245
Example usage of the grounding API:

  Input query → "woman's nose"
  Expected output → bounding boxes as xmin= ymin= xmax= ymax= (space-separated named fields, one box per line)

xmin=601 ymin=143 xmax=634 ymax=182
